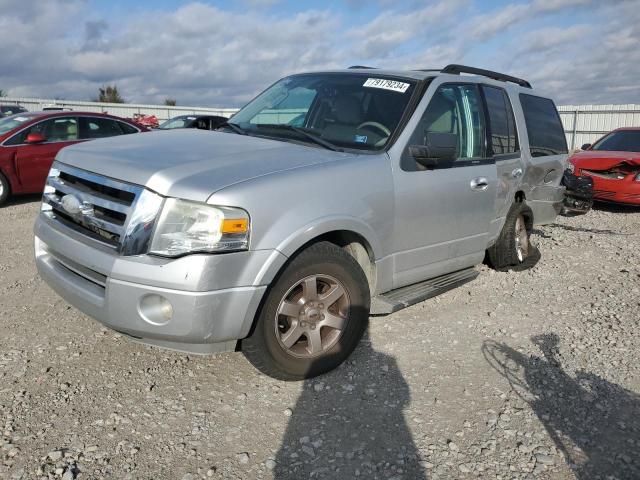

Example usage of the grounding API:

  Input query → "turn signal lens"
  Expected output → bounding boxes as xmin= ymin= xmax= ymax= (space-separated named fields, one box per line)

xmin=221 ymin=218 xmax=249 ymax=234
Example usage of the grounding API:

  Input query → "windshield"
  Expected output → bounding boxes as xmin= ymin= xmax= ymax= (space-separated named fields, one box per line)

xmin=1 ymin=106 xmax=26 ymax=116
xmin=158 ymin=117 xmax=195 ymax=129
xmin=229 ymin=73 xmax=417 ymax=151
xmin=592 ymin=130 xmax=640 ymax=153
xmin=0 ymin=113 xmax=37 ymax=135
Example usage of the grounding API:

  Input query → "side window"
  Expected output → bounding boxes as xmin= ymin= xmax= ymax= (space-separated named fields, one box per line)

xmin=43 ymin=118 xmax=78 ymax=142
xmin=519 ymin=94 xmax=567 ymax=157
xmin=118 ymin=121 xmax=139 ymax=134
xmin=482 ymin=86 xmax=519 ymax=155
xmin=79 ymin=117 xmax=125 ymax=139
xmin=5 ymin=117 xmax=78 ymax=145
xmin=402 ymin=83 xmax=486 ymax=169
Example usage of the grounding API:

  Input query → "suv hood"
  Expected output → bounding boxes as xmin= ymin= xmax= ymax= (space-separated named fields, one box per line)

xmin=56 ymin=129 xmax=353 ymax=202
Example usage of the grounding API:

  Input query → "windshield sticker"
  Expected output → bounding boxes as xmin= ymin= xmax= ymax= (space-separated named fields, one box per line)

xmin=363 ymin=78 xmax=410 ymax=93
xmin=354 ymin=134 xmax=368 ymax=143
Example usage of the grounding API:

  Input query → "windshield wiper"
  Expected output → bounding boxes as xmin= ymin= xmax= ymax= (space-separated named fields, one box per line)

xmin=255 ymin=124 xmax=342 ymax=152
xmin=217 ymin=121 xmax=247 ymax=135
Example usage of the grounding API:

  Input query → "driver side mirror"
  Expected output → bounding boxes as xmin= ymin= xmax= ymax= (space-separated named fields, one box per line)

xmin=409 ymin=132 xmax=457 ymax=169
xmin=580 ymin=143 xmax=591 ymax=150
xmin=26 ymin=132 xmax=46 ymax=144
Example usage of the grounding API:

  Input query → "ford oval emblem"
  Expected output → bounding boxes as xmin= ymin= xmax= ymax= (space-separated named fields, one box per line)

xmin=61 ymin=194 xmax=82 ymax=215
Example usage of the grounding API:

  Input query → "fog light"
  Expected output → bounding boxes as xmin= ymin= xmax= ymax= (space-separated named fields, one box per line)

xmin=138 ymin=294 xmax=173 ymax=326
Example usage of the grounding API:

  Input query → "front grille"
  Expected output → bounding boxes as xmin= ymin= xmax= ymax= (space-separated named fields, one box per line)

xmin=582 ymin=169 xmax=627 ymax=180
xmin=42 ymin=162 xmax=145 ymax=251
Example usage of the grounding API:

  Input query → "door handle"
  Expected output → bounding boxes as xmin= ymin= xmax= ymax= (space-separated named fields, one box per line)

xmin=470 ymin=177 xmax=489 ymax=191
xmin=511 ymin=168 xmax=523 ymax=179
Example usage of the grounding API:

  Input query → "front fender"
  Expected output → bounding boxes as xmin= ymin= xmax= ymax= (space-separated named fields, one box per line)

xmin=274 ymin=214 xmax=383 ymax=259
xmin=209 ymin=154 xmax=394 ymax=286
xmin=249 ymin=216 xmax=382 ymax=287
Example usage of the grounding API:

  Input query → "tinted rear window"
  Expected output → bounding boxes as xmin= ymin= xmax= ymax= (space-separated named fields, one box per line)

xmin=519 ymin=94 xmax=567 ymax=157
xmin=483 ymin=86 xmax=519 ymax=155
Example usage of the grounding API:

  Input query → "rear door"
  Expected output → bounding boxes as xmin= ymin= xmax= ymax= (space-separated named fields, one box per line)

xmin=79 ymin=116 xmax=130 ymax=139
xmin=517 ymin=94 xmax=568 ymax=225
xmin=390 ymin=82 xmax=498 ymax=288
xmin=481 ymin=85 xmax=524 ymax=240
xmin=7 ymin=117 xmax=80 ymax=192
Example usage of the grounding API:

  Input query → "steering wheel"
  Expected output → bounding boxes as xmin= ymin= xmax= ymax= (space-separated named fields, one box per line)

xmin=357 ymin=121 xmax=391 ymax=137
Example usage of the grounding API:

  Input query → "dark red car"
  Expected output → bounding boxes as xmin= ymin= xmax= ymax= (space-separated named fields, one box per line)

xmin=0 ymin=111 xmax=146 ymax=205
xmin=569 ymin=128 xmax=640 ymax=205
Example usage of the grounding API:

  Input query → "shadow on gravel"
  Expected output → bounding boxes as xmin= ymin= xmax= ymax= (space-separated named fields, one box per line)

xmin=540 ymin=223 xmax=632 ymax=236
xmin=274 ymin=332 xmax=426 ymax=479
xmin=593 ymin=201 xmax=640 ymax=214
xmin=1 ymin=193 xmax=41 ymax=207
xmin=483 ymin=334 xmax=640 ymax=479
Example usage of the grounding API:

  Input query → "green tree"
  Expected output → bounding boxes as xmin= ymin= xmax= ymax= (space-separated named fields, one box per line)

xmin=164 ymin=97 xmax=177 ymax=106
xmin=94 ymin=85 xmax=126 ymax=103
xmin=0 ymin=90 xmax=7 ymax=97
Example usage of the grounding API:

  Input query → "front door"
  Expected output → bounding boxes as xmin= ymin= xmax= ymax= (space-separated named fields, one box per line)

xmin=391 ymin=82 xmax=498 ymax=288
xmin=9 ymin=117 xmax=79 ymax=192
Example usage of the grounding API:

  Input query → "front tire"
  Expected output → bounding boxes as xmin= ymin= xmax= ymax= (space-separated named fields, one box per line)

xmin=242 ymin=241 xmax=370 ymax=380
xmin=487 ymin=202 xmax=534 ymax=270
xmin=0 ymin=172 xmax=10 ymax=206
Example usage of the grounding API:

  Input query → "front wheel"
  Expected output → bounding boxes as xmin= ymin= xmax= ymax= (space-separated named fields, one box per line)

xmin=242 ymin=241 xmax=370 ymax=380
xmin=0 ymin=172 xmax=10 ymax=206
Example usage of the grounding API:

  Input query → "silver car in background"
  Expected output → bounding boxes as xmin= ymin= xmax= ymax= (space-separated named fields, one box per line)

xmin=34 ymin=65 xmax=569 ymax=379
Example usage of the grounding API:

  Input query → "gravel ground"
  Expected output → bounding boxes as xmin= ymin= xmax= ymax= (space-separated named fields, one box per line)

xmin=1 ymin=196 xmax=639 ymax=480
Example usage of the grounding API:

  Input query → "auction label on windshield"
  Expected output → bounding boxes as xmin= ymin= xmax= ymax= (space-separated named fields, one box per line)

xmin=363 ymin=78 xmax=410 ymax=93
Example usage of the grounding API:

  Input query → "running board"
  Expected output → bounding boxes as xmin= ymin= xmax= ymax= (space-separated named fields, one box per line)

xmin=370 ymin=267 xmax=479 ymax=315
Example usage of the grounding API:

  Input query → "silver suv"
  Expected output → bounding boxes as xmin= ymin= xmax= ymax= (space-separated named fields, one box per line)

xmin=34 ymin=65 xmax=569 ymax=379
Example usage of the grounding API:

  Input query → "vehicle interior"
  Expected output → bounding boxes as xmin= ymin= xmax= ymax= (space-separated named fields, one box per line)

xmin=230 ymin=74 xmax=417 ymax=151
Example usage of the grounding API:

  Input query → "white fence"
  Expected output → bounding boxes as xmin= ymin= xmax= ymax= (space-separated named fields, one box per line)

xmin=0 ymin=97 xmax=238 ymax=122
xmin=2 ymin=97 xmax=639 ymax=150
xmin=558 ymin=104 xmax=640 ymax=151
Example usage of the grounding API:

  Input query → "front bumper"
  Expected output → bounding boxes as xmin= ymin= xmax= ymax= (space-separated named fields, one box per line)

xmin=576 ymin=168 xmax=640 ymax=205
xmin=34 ymin=214 xmax=285 ymax=354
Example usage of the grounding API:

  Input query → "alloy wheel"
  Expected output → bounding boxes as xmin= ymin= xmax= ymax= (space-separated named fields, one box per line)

xmin=274 ymin=274 xmax=350 ymax=358
xmin=514 ymin=214 xmax=529 ymax=262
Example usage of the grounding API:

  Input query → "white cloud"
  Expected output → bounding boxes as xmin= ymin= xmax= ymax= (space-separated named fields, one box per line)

xmin=0 ymin=0 xmax=638 ymax=107
xmin=347 ymin=0 xmax=467 ymax=59
xmin=470 ymin=3 xmax=531 ymax=41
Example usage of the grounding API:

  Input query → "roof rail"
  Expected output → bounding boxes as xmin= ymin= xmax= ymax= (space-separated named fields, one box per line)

xmin=348 ymin=65 xmax=376 ymax=69
xmin=441 ymin=64 xmax=532 ymax=89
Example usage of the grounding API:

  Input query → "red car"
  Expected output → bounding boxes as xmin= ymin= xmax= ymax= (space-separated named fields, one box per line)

xmin=0 ymin=111 xmax=146 ymax=205
xmin=569 ymin=127 xmax=640 ymax=205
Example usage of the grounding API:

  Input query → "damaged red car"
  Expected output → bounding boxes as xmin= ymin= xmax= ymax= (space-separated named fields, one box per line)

xmin=569 ymin=128 xmax=640 ymax=205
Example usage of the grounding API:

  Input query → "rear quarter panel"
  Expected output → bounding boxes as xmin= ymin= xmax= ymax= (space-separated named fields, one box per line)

xmin=511 ymin=92 xmax=567 ymax=226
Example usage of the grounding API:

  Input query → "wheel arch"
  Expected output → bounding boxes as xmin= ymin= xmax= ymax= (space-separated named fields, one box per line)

xmin=242 ymin=227 xmax=378 ymax=345
xmin=514 ymin=191 xmax=534 ymax=230
xmin=272 ymin=219 xmax=379 ymax=297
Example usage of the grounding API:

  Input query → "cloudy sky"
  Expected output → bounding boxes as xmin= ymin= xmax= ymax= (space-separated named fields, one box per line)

xmin=0 ymin=0 xmax=638 ymax=108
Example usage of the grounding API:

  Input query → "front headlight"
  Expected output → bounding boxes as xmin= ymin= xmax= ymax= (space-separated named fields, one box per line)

xmin=566 ymin=162 xmax=575 ymax=173
xmin=149 ymin=199 xmax=250 ymax=257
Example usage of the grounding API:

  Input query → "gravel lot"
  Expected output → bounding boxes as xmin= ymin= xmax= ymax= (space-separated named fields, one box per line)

xmin=1 ymin=196 xmax=639 ymax=480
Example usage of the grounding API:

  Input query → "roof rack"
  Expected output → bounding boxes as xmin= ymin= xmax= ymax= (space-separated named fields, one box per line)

xmin=441 ymin=64 xmax=532 ymax=89
xmin=348 ymin=65 xmax=377 ymax=69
